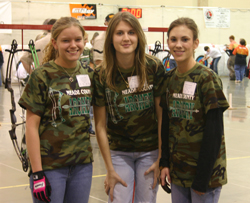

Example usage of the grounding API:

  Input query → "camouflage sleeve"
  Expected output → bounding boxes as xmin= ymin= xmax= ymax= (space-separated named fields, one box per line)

xmin=200 ymin=72 xmax=229 ymax=114
xmin=93 ymin=68 xmax=106 ymax=107
xmin=153 ymin=59 xmax=166 ymax=97
xmin=18 ymin=69 xmax=47 ymax=116
xmin=89 ymin=48 xmax=93 ymax=64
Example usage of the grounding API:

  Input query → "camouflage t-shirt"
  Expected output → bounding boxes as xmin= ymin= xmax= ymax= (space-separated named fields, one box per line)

xmin=79 ymin=47 xmax=93 ymax=65
xmin=93 ymin=56 xmax=165 ymax=152
xmin=160 ymin=63 xmax=229 ymax=188
xmin=18 ymin=60 xmax=94 ymax=170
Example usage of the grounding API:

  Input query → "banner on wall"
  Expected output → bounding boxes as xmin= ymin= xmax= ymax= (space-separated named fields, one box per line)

xmin=203 ymin=8 xmax=230 ymax=28
xmin=0 ymin=2 xmax=12 ymax=33
xmin=69 ymin=4 xmax=97 ymax=20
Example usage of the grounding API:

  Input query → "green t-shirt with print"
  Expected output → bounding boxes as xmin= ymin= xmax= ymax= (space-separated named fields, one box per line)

xmin=93 ymin=56 xmax=165 ymax=152
xmin=160 ymin=62 xmax=229 ymax=188
xmin=19 ymin=60 xmax=94 ymax=171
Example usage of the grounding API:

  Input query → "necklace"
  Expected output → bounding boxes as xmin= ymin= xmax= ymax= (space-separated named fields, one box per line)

xmin=60 ymin=65 xmax=79 ymax=82
xmin=117 ymin=67 xmax=135 ymax=89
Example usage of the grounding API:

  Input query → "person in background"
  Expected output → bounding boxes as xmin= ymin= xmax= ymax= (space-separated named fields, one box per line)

xmin=0 ymin=45 xmax=4 ymax=86
xmin=35 ymin=18 xmax=52 ymax=41
xmin=93 ymin=13 xmax=114 ymax=66
xmin=19 ymin=17 xmax=94 ymax=203
xmin=233 ymin=38 xmax=249 ymax=83
xmin=224 ymin=35 xmax=238 ymax=80
xmin=93 ymin=12 xmax=165 ymax=203
xmin=160 ymin=17 xmax=229 ymax=203
xmin=20 ymin=19 xmax=57 ymax=75
xmin=202 ymin=45 xmax=222 ymax=74
xmin=79 ymin=31 xmax=95 ymax=135
xmin=90 ymin=32 xmax=99 ymax=47
xmin=79 ymin=32 xmax=94 ymax=69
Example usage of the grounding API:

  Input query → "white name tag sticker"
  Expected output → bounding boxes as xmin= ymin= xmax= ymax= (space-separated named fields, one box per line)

xmin=76 ymin=74 xmax=91 ymax=87
xmin=128 ymin=75 xmax=139 ymax=89
xmin=183 ymin=81 xmax=197 ymax=95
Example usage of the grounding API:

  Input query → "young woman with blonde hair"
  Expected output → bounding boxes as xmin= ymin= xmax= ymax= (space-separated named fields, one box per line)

xmin=93 ymin=12 xmax=165 ymax=203
xmin=19 ymin=17 xmax=94 ymax=203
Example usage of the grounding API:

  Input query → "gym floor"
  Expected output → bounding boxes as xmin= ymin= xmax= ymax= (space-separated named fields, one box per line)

xmin=0 ymin=76 xmax=250 ymax=203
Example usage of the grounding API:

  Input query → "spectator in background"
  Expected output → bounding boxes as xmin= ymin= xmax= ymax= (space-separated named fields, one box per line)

xmin=224 ymin=35 xmax=238 ymax=80
xmin=0 ymin=45 xmax=3 ymax=86
xmin=20 ymin=19 xmax=57 ymax=75
xmin=203 ymin=46 xmax=222 ymax=74
xmin=93 ymin=13 xmax=114 ymax=66
xmin=80 ymin=32 xmax=94 ymax=69
xmin=90 ymin=32 xmax=99 ymax=46
xmin=35 ymin=18 xmax=51 ymax=41
xmin=233 ymin=38 xmax=249 ymax=83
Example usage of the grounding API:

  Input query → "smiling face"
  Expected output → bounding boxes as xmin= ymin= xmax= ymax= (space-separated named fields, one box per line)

xmin=52 ymin=25 xmax=84 ymax=68
xmin=167 ymin=25 xmax=199 ymax=67
xmin=112 ymin=20 xmax=138 ymax=60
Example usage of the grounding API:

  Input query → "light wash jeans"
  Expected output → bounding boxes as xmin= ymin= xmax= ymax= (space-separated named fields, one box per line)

xmin=29 ymin=163 xmax=92 ymax=203
xmin=171 ymin=183 xmax=222 ymax=203
xmin=234 ymin=64 xmax=246 ymax=81
xmin=109 ymin=149 xmax=159 ymax=203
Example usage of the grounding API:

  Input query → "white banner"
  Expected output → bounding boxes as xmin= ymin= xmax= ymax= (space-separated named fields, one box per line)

xmin=0 ymin=1 xmax=12 ymax=33
xmin=203 ymin=8 xmax=230 ymax=28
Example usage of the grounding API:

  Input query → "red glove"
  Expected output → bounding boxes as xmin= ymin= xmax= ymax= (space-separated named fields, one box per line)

xmin=33 ymin=171 xmax=51 ymax=202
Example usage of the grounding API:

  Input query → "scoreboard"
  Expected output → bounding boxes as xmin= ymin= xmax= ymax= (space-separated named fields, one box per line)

xmin=119 ymin=8 xmax=142 ymax=18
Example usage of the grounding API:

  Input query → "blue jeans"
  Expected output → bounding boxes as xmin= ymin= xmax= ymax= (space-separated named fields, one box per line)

xmin=109 ymin=149 xmax=159 ymax=203
xmin=171 ymin=183 xmax=222 ymax=203
xmin=29 ymin=163 xmax=93 ymax=203
xmin=234 ymin=64 xmax=246 ymax=81
xmin=211 ymin=57 xmax=221 ymax=74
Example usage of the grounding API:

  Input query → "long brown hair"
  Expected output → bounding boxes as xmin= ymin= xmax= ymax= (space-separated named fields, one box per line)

xmin=100 ymin=12 xmax=157 ymax=91
xmin=43 ymin=17 xmax=85 ymax=64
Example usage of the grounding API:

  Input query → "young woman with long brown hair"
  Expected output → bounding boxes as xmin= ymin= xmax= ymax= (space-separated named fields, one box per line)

xmin=93 ymin=12 xmax=165 ymax=203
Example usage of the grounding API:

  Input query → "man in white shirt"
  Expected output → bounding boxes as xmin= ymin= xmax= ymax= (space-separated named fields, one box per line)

xmin=203 ymin=46 xmax=222 ymax=74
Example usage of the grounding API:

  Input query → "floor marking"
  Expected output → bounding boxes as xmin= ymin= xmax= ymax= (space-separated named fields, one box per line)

xmin=230 ymin=183 xmax=250 ymax=190
xmin=89 ymin=196 xmax=107 ymax=202
xmin=93 ymin=174 xmax=106 ymax=178
xmin=0 ymin=162 xmax=24 ymax=173
xmin=0 ymin=184 xmax=29 ymax=189
xmin=227 ymin=156 xmax=250 ymax=160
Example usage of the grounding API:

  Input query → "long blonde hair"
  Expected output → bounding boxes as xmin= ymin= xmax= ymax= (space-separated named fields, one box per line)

xmin=43 ymin=17 xmax=85 ymax=64
xmin=100 ymin=12 xmax=156 ymax=91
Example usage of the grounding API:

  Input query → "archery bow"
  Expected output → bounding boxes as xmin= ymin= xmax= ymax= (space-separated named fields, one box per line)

xmin=28 ymin=39 xmax=40 ymax=69
xmin=5 ymin=39 xmax=28 ymax=172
